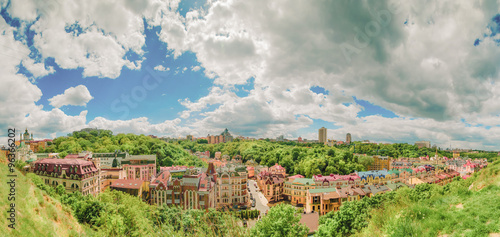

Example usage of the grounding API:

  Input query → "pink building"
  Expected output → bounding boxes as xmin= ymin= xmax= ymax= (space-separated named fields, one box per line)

xmin=124 ymin=164 xmax=156 ymax=181
xmin=313 ymin=173 xmax=361 ymax=188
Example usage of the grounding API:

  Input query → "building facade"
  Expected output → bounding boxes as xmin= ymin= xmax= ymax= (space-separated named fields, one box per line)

xmin=213 ymin=164 xmax=248 ymax=208
xmin=257 ymin=163 xmax=287 ymax=202
xmin=318 ymin=127 xmax=327 ymax=144
xmin=149 ymin=168 xmax=217 ymax=210
xmin=368 ymin=155 xmax=391 ymax=171
xmin=346 ymin=133 xmax=351 ymax=144
xmin=33 ymin=158 xmax=100 ymax=196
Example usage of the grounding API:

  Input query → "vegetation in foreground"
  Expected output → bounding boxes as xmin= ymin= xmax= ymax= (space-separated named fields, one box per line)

xmin=0 ymin=153 xmax=91 ymax=237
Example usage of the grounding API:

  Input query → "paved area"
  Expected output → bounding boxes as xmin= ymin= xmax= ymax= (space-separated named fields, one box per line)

xmin=247 ymin=180 xmax=270 ymax=227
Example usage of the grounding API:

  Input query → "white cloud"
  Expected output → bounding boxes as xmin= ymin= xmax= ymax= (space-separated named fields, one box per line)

xmin=191 ymin=65 xmax=201 ymax=72
xmin=157 ymin=0 xmax=500 ymax=149
xmin=88 ymin=117 xmax=193 ymax=137
xmin=6 ymin=0 xmax=179 ymax=79
xmin=48 ymin=85 xmax=94 ymax=108
xmin=154 ymin=65 xmax=170 ymax=71
xmin=0 ymin=17 xmax=87 ymax=139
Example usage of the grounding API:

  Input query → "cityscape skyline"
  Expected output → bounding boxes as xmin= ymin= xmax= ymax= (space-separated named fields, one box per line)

xmin=2 ymin=1 xmax=500 ymax=151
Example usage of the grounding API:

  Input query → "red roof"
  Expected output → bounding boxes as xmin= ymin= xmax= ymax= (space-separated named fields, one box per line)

xmin=111 ymin=179 xmax=144 ymax=189
xmin=35 ymin=158 xmax=93 ymax=166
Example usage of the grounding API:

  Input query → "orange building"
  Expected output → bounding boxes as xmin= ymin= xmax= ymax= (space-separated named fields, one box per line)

xmin=257 ymin=163 xmax=287 ymax=202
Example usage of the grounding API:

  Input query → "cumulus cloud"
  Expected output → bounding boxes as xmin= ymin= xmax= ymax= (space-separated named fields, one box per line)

xmin=159 ymin=0 xmax=500 ymax=149
xmin=88 ymin=117 xmax=193 ymax=137
xmin=191 ymin=65 xmax=201 ymax=72
xmin=5 ymin=0 xmax=179 ymax=79
xmin=0 ymin=16 xmax=87 ymax=139
xmin=154 ymin=65 xmax=170 ymax=71
xmin=48 ymin=85 xmax=94 ymax=108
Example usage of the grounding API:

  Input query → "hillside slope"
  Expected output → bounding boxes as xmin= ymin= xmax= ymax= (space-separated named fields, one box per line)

xmin=0 ymin=155 xmax=92 ymax=237
xmin=356 ymin=159 xmax=500 ymax=237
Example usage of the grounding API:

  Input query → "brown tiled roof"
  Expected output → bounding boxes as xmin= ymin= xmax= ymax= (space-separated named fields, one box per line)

xmin=35 ymin=158 xmax=93 ymax=165
xmin=299 ymin=212 xmax=319 ymax=234
xmin=111 ymin=179 xmax=144 ymax=189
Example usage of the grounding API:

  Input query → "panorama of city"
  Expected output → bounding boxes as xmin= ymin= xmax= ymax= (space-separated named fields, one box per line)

xmin=2 ymin=1 xmax=500 ymax=237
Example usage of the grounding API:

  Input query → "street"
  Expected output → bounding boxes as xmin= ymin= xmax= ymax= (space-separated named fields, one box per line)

xmin=246 ymin=180 xmax=270 ymax=227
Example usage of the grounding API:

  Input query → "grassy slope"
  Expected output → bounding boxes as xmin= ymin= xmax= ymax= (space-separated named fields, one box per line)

xmin=0 ymin=155 xmax=93 ymax=237
xmin=356 ymin=158 xmax=500 ymax=237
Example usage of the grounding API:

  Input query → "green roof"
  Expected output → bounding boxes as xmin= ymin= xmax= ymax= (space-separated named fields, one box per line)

xmin=292 ymin=178 xmax=315 ymax=185
xmin=308 ymin=187 xmax=337 ymax=194
xmin=386 ymin=181 xmax=408 ymax=191
xmin=388 ymin=170 xmax=400 ymax=175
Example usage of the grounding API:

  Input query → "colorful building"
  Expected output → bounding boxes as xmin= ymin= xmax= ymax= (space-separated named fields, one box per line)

xmin=149 ymin=167 xmax=217 ymax=210
xmin=213 ymin=164 xmax=248 ymax=208
xmin=312 ymin=173 xmax=361 ymax=188
xmin=356 ymin=170 xmax=392 ymax=184
xmin=33 ymin=158 xmax=99 ymax=196
xmin=257 ymin=163 xmax=287 ymax=202
xmin=368 ymin=155 xmax=391 ymax=171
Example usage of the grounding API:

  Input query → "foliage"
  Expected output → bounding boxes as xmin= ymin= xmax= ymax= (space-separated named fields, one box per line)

xmin=250 ymin=203 xmax=309 ymax=237
xmin=41 ymin=131 xmax=204 ymax=169
xmin=14 ymin=159 xmax=27 ymax=170
xmin=317 ymin=192 xmax=392 ymax=237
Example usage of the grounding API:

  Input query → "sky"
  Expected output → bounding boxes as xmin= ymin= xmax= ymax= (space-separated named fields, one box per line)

xmin=1 ymin=0 xmax=500 ymax=150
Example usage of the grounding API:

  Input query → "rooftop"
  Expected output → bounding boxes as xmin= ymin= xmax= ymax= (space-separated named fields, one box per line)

xmin=111 ymin=179 xmax=144 ymax=189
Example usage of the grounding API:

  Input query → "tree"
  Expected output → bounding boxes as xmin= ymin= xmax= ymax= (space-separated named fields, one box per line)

xmin=197 ymin=139 xmax=208 ymax=144
xmin=56 ymin=184 xmax=66 ymax=196
xmin=251 ymin=203 xmax=309 ymax=237
xmin=112 ymin=158 xmax=118 ymax=168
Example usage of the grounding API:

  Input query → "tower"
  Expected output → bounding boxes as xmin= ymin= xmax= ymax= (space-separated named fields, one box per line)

xmin=318 ymin=127 xmax=327 ymax=144
xmin=346 ymin=133 xmax=351 ymax=144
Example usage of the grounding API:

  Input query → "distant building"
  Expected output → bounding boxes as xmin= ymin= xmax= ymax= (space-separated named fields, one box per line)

xmin=318 ymin=127 xmax=327 ymax=144
xmin=368 ymin=156 xmax=391 ymax=171
xmin=276 ymin=135 xmax=285 ymax=142
xmin=207 ymin=128 xmax=234 ymax=144
xmin=391 ymin=160 xmax=412 ymax=169
xmin=346 ymin=133 xmax=351 ymax=144
xmin=297 ymin=137 xmax=303 ymax=143
xmin=186 ymin=135 xmax=193 ymax=141
xmin=415 ymin=141 xmax=431 ymax=149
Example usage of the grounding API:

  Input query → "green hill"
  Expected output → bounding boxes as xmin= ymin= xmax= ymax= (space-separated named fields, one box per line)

xmin=0 ymin=155 xmax=93 ymax=237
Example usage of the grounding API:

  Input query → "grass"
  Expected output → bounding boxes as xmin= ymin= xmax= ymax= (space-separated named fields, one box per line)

xmin=356 ymin=158 xmax=500 ymax=237
xmin=0 ymin=154 xmax=94 ymax=237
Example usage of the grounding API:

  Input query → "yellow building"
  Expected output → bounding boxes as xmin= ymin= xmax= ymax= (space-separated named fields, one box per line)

xmin=368 ymin=155 xmax=391 ymax=171
xmin=285 ymin=178 xmax=316 ymax=206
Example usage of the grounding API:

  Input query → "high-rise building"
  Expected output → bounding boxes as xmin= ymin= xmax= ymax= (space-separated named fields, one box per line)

xmin=318 ymin=127 xmax=327 ymax=144
xmin=346 ymin=133 xmax=351 ymax=144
